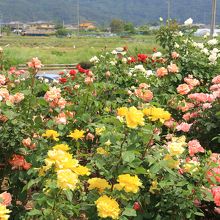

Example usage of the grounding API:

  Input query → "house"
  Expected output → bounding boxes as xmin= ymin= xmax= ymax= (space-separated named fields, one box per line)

xmin=79 ymin=22 xmax=96 ymax=30
xmin=22 ymin=21 xmax=56 ymax=36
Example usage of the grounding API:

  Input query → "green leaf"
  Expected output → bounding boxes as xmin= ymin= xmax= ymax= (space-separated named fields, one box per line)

xmin=194 ymin=212 xmax=204 ymax=217
xmin=28 ymin=209 xmax=42 ymax=216
xmin=64 ymin=190 xmax=73 ymax=202
xmin=122 ymin=151 xmax=135 ymax=163
xmin=122 ymin=208 xmax=137 ymax=217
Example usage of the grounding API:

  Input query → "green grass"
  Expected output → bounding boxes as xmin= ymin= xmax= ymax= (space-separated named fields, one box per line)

xmin=0 ymin=35 xmax=159 ymax=66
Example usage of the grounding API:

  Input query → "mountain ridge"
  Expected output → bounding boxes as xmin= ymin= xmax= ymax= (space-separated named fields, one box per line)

xmin=0 ymin=0 xmax=219 ymax=25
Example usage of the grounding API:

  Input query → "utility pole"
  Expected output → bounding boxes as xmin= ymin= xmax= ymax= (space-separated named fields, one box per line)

xmin=210 ymin=0 xmax=217 ymax=37
xmin=167 ymin=0 xmax=171 ymax=22
xmin=77 ymin=0 xmax=80 ymax=36
xmin=167 ymin=0 xmax=171 ymax=20
xmin=0 ymin=14 xmax=2 ymax=36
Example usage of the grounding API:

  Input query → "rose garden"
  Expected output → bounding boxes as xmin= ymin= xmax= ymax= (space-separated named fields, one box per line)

xmin=0 ymin=21 xmax=220 ymax=219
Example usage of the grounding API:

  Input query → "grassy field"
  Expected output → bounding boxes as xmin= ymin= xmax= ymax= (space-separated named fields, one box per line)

xmin=0 ymin=35 xmax=159 ymax=66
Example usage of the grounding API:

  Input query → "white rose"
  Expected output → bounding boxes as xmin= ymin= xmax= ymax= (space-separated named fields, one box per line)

xmin=196 ymin=43 xmax=204 ymax=49
xmin=127 ymin=72 xmax=132 ymax=77
xmin=174 ymin=42 xmax=180 ymax=48
xmin=152 ymin=52 xmax=162 ymax=59
xmin=146 ymin=70 xmax=153 ymax=76
xmin=90 ymin=56 xmax=100 ymax=63
xmin=111 ymin=50 xmax=117 ymax=55
xmin=110 ymin=61 xmax=117 ymax=65
xmin=201 ymin=48 xmax=209 ymax=55
xmin=122 ymin=58 xmax=127 ymax=63
xmin=207 ymin=39 xmax=218 ymax=45
xmin=178 ymin=31 xmax=183 ymax=37
xmin=134 ymin=65 xmax=147 ymax=73
xmin=159 ymin=17 xmax=163 ymax=22
xmin=209 ymin=53 xmax=218 ymax=64
xmin=212 ymin=48 xmax=219 ymax=53
xmin=184 ymin=18 xmax=193 ymax=26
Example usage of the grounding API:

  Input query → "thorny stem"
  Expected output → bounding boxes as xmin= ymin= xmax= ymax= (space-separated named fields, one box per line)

xmin=142 ymin=134 xmax=154 ymax=160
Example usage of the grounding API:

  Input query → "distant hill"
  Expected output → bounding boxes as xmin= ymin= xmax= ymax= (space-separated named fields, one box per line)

xmin=0 ymin=0 xmax=219 ymax=25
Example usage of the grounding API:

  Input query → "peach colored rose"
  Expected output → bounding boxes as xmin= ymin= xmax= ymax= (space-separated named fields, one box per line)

xmin=177 ymin=84 xmax=191 ymax=95
xmin=139 ymin=83 xmax=149 ymax=89
xmin=27 ymin=57 xmax=42 ymax=69
xmin=13 ymin=93 xmax=24 ymax=104
xmin=22 ymin=138 xmax=32 ymax=148
xmin=86 ymin=133 xmax=95 ymax=142
xmin=84 ymin=77 xmax=94 ymax=85
xmin=0 ymin=192 xmax=12 ymax=206
xmin=156 ymin=67 xmax=168 ymax=77
xmin=184 ymin=77 xmax=200 ymax=88
xmin=57 ymin=97 xmax=67 ymax=109
xmin=142 ymin=90 xmax=153 ymax=102
xmin=171 ymin=52 xmax=180 ymax=59
xmin=167 ymin=63 xmax=179 ymax=73
xmin=44 ymin=87 xmax=61 ymax=102
xmin=0 ymin=75 xmax=6 ymax=85
xmin=106 ymin=71 xmax=111 ymax=78
xmin=55 ymin=112 xmax=67 ymax=125
xmin=74 ymin=84 xmax=80 ymax=90
xmin=0 ymin=88 xmax=9 ymax=100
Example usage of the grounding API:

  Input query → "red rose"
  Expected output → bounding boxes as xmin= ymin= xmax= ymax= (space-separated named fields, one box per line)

xmin=8 ymin=154 xmax=31 ymax=170
xmin=59 ymin=71 xmax=65 ymax=75
xmin=133 ymin=202 xmax=141 ymax=211
xmin=59 ymin=78 xmax=67 ymax=84
xmin=128 ymin=56 xmax=136 ymax=64
xmin=23 ymin=161 xmax=32 ymax=170
xmin=69 ymin=69 xmax=77 ymax=76
xmin=137 ymin=54 xmax=148 ymax=62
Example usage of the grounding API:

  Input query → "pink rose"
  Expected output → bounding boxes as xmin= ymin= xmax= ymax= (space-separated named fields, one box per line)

xmin=212 ymin=187 xmax=220 ymax=206
xmin=188 ymin=140 xmax=205 ymax=156
xmin=176 ymin=122 xmax=192 ymax=132
xmin=212 ymin=75 xmax=220 ymax=84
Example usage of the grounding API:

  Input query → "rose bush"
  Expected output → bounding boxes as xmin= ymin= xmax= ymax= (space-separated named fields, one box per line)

xmin=0 ymin=20 xmax=220 ymax=220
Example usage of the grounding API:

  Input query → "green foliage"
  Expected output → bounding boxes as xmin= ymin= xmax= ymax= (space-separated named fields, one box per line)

xmin=110 ymin=19 xmax=125 ymax=33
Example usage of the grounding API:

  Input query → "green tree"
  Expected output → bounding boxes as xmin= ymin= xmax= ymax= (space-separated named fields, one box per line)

xmin=138 ymin=25 xmax=151 ymax=35
xmin=55 ymin=27 xmax=68 ymax=37
xmin=110 ymin=19 xmax=124 ymax=33
xmin=124 ymin=22 xmax=135 ymax=34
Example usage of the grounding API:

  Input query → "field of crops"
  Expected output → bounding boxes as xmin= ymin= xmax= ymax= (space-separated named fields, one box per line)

xmin=0 ymin=35 xmax=158 ymax=66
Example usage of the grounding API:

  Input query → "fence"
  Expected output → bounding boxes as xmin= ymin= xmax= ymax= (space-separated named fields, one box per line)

xmin=18 ymin=63 xmax=77 ymax=70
